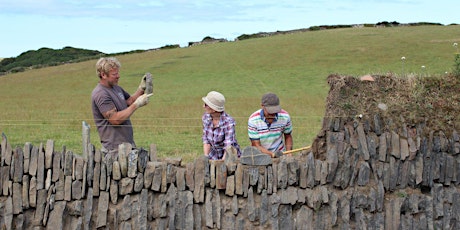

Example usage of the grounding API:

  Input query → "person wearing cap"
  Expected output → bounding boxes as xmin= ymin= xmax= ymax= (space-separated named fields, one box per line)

xmin=248 ymin=92 xmax=293 ymax=157
xmin=91 ymin=57 xmax=153 ymax=157
xmin=202 ymin=91 xmax=242 ymax=160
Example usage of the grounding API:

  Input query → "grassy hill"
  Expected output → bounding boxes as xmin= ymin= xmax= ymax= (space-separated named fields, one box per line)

xmin=0 ymin=25 xmax=459 ymax=162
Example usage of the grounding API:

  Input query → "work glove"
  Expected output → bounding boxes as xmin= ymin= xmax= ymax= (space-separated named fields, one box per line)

xmin=133 ymin=93 xmax=153 ymax=108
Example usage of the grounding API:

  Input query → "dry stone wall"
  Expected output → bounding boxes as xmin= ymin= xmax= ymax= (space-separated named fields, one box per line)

xmin=2 ymin=75 xmax=460 ymax=229
xmin=2 ymin=116 xmax=460 ymax=229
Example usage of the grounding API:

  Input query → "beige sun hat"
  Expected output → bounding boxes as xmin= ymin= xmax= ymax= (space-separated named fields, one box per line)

xmin=202 ymin=91 xmax=225 ymax=112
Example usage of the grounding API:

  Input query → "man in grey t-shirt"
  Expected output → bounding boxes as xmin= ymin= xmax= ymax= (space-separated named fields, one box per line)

xmin=91 ymin=57 xmax=152 ymax=154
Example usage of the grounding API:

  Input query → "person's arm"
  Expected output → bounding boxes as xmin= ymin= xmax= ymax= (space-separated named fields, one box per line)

xmin=103 ymin=104 xmax=137 ymax=125
xmin=284 ymin=133 xmax=293 ymax=151
xmin=251 ymin=139 xmax=275 ymax=158
xmin=203 ymin=143 xmax=211 ymax=157
xmin=104 ymin=92 xmax=151 ymax=125
xmin=127 ymin=88 xmax=144 ymax=106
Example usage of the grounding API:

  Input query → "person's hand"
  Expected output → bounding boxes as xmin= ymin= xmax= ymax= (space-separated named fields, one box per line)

xmin=133 ymin=93 xmax=153 ymax=108
xmin=138 ymin=74 xmax=147 ymax=91
xmin=273 ymin=150 xmax=283 ymax=158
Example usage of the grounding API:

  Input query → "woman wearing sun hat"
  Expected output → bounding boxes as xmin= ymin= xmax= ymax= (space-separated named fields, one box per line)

xmin=202 ymin=91 xmax=242 ymax=160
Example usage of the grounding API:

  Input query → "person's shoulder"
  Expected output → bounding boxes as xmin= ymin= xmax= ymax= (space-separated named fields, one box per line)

xmin=249 ymin=110 xmax=261 ymax=118
xmin=279 ymin=109 xmax=290 ymax=115
xmin=278 ymin=109 xmax=291 ymax=119
xmin=91 ymin=84 xmax=106 ymax=97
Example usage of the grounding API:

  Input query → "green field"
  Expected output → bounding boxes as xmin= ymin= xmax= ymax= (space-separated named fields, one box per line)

xmin=1 ymin=25 xmax=459 ymax=162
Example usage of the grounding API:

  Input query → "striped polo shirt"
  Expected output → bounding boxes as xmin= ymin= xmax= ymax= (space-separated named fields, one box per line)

xmin=248 ymin=109 xmax=292 ymax=152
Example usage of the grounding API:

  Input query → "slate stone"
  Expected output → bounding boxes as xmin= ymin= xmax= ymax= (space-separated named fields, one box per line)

xmin=379 ymin=133 xmax=388 ymax=162
xmin=287 ymin=160 xmax=299 ymax=186
xmin=210 ymin=160 xmax=216 ymax=189
xmin=52 ymin=151 xmax=61 ymax=182
xmin=134 ymin=172 xmax=144 ymax=192
xmin=64 ymin=175 xmax=72 ymax=201
xmin=205 ymin=188 xmax=213 ymax=228
xmin=278 ymin=204 xmax=292 ymax=230
xmin=166 ymin=163 xmax=177 ymax=186
xmin=240 ymin=146 xmax=272 ymax=166
xmin=109 ymin=179 xmax=118 ymax=205
xmin=257 ymin=166 xmax=266 ymax=194
xmin=314 ymin=159 xmax=322 ymax=183
xmin=72 ymin=180 xmax=82 ymax=200
xmin=247 ymin=186 xmax=256 ymax=222
xmin=357 ymin=123 xmax=370 ymax=160
xmin=97 ymin=191 xmax=110 ymax=228
xmin=119 ymin=178 xmax=133 ymax=195
xmin=34 ymin=189 xmax=47 ymax=226
xmin=45 ymin=169 xmax=52 ymax=190
xmin=249 ymin=166 xmax=259 ymax=186
xmin=28 ymin=176 xmax=37 ymax=208
xmin=193 ymin=203 xmax=202 ymax=230
xmin=321 ymin=161 xmax=328 ymax=185
xmin=120 ymin=195 xmax=132 ymax=221
xmin=277 ymin=160 xmax=287 ymax=189
xmin=400 ymin=137 xmax=410 ymax=160
xmin=235 ymin=163 xmax=244 ymax=195
xmin=138 ymin=189 xmax=148 ymax=229
xmin=45 ymin=139 xmax=54 ymax=169
xmin=36 ymin=145 xmax=45 ymax=190
xmin=100 ymin=163 xmax=107 ymax=191
xmin=143 ymin=162 xmax=155 ymax=190
xmin=47 ymin=201 xmax=66 ymax=229
xmin=296 ymin=205 xmax=313 ymax=230
xmin=13 ymin=147 xmax=24 ymax=183
xmin=64 ymin=150 xmax=73 ymax=176
xmin=267 ymin=166 xmax=274 ymax=194
xmin=306 ymin=152 xmax=316 ymax=188
xmin=391 ymin=131 xmax=401 ymax=158
xmin=1 ymin=133 xmax=11 ymax=166
xmin=185 ymin=162 xmax=195 ymax=191
xmin=112 ymin=161 xmax=121 ymax=180
xmin=151 ymin=162 xmax=164 ymax=192
xmin=86 ymin=144 xmax=95 ymax=187
xmin=21 ymin=175 xmax=29 ymax=209
xmin=29 ymin=146 xmax=38 ymax=177
xmin=176 ymin=167 xmax=186 ymax=191
xmin=224 ymin=146 xmax=239 ymax=173
xmin=193 ymin=156 xmax=208 ymax=203
xmin=214 ymin=189 xmax=221 ymax=229
xmin=225 ymin=175 xmax=235 ymax=196
xmin=12 ymin=182 xmax=22 ymax=214
xmin=73 ymin=156 xmax=84 ymax=181
xmin=93 ymin=162 xmax=101 ymax=197
xmin=4 ymin=197 xmax=13 ymax=229
xmin=133 ymin=147 xmax=147 ymax=173
xmin=118 ymin=143 xmax=132 ymax=177
xmin=280 ymin=187 xmax=298 ymax=205
xmin=128 ymin=149 xmax=138 ymax=178
xmin=357 ymin=162 xmax=370 ymax=186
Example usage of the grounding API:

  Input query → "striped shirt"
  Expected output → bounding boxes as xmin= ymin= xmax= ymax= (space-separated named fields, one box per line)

xmin=248 ymin=109 xmax=292 ymax=152
xmin=202 ymin=112 xmax=242 ymax=160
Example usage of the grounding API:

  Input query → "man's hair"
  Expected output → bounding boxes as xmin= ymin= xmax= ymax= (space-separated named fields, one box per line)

xmin=96 ymin=57 xmax=121 ymax=78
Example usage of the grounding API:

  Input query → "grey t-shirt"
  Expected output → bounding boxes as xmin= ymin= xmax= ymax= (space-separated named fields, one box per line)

xmin=91 ymin=83 xmax=135 ymax=150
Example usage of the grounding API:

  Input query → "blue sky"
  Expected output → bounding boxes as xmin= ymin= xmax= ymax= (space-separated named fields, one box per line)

xmin=1 ymin=0 xmax=458 ymax=58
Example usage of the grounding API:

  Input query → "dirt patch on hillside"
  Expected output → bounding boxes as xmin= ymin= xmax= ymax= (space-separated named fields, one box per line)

xmin=324 ymin=73 xmax=460 ymax=134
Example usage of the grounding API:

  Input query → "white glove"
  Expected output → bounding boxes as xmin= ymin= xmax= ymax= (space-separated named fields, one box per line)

xmin=133 ymin=93 xmax=153 ymax=108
